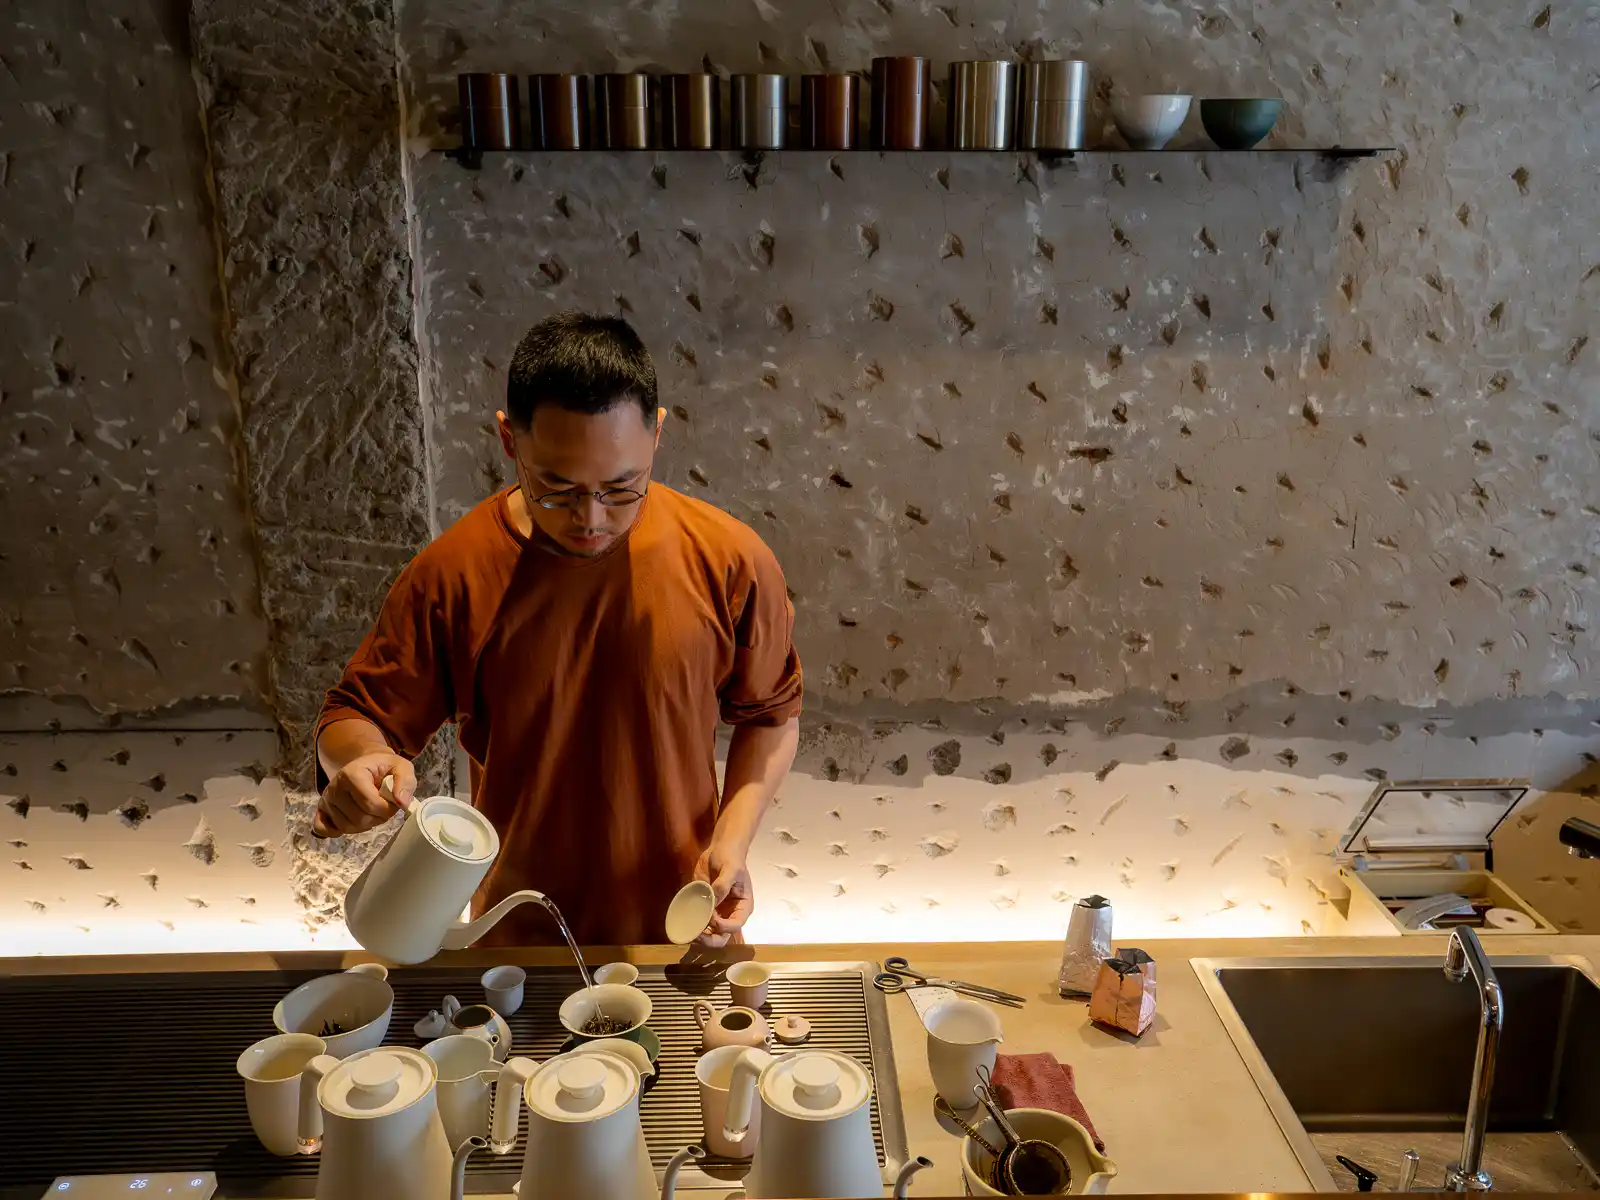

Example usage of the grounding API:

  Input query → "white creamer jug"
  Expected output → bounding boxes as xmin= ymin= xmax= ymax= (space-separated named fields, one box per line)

xmin=343 ymin=795 xmax=553 ymax=964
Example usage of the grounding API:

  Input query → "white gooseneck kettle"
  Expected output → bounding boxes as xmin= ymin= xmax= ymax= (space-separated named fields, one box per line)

xmin=295 ymin=1045 xmax=483 ymax=1200
xmin=343 ymin=794 xmax=559 ymax=964
xmin=720 ymin=1047 xmax=931 ymax=1199
xmin=489 ymin=1050 xmax=658 ymax=1200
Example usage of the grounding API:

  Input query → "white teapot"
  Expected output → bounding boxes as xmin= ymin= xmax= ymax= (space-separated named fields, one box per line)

xmin=721 ymin=1047 xmax=931 ymax=1198
xmin=295 ymin=1045 xmax=483 ymax=1200
xmin=343 ymin=795 xmax=557 ymax=964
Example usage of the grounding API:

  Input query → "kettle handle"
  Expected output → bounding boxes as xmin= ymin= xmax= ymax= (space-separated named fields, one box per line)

xmin=720 ymin=1048 xmax=774 ymax=1149
xmin=488 ymin=1056 xmax=539 ymax=1155
xmin=295 ymin=1053 xmax=339 ymax=1152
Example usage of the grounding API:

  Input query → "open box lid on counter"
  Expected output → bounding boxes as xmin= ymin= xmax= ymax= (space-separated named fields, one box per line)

xmin=1337 ymin=778 xmax=1531 ymax=866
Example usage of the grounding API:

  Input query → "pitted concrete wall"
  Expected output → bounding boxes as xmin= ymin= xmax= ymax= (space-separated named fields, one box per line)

xmin=403 ymin=0 xmax=1599 ymax=716
xmin=0 ymin=0 xmax=271 ymax=713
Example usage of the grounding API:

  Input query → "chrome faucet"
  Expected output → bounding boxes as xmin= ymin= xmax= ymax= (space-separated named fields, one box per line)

xmin=1560 ymin=817 xmax=1600 ymax=859
xmin=1441 ymin=927 xmax=1502 ymax=1191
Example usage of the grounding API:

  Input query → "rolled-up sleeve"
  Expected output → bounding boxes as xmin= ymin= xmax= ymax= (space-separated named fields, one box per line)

xmin=315 ymin=559 xmax=455 ymax=788
xmin=719 ymin=544 xmax=803 ymax=727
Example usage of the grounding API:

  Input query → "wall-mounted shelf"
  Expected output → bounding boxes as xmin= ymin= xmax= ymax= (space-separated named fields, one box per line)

xmin=438 ymin=145 xmax=1393 ymax=173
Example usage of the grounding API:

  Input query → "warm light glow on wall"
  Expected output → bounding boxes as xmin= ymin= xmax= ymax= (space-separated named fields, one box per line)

xmin=3 ymin=919 xmax=357 ymax=958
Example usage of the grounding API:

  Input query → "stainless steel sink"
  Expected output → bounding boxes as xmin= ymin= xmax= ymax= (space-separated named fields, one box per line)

xmin=1192 ymin=955 xmax=1600 ymax=1192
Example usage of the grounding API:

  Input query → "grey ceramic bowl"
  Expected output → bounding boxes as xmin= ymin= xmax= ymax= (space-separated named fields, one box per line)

xmin=1200 ymin=98 xmax=1282 ymax=149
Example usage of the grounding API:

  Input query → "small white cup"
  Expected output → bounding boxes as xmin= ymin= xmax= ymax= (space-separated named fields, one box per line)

xmin=481 ymin=965 xmax=526 ymax=1016
xmin=594 ymin=961 xmax=640 ymax=987
xmin=237 ymin=1032 xmax=327 ymax=1156
xmin=925 ymin=997 xmax=1004 ymax=1111
xmin=727 ymin=960 xmax=773 ymax=1010
xmin=423 ymin=1034 xmax=500 ymax=1148
xmin=696 ymin=1043 xmax=761 ymax=1158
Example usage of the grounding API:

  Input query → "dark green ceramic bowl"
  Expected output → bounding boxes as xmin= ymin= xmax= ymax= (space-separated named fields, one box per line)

xmin=1200 ymin=98 xmax=1282 ymax=149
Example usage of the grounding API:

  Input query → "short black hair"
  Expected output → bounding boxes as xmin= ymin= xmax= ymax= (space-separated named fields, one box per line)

xmin=505 ymin=311 xmax=658 ymax=427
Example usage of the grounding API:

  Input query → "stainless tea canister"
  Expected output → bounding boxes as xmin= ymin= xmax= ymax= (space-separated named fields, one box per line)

xmin=947 ymin=60 xmax=1018 ymax=150
xmin=731 ymin=73 xmax=786 ymax=149
xmin=1017 ymin=59 xmax=1089 ymax=151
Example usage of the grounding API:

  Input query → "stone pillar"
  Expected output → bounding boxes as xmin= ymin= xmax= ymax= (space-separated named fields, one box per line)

xmin=190 ymin=0 xmax=438 ymax=788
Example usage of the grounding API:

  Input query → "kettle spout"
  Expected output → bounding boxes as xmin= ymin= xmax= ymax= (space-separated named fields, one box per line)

xmin=441 ymin=889 xmax=552 ymax=951
xmin=891 ymin=1154 xmax=933 ymax=1198
xmin=660 ymin=1145 xmax=705 ymax=1200
xmin=449 ymin=1136 xmax=487 ymax=1200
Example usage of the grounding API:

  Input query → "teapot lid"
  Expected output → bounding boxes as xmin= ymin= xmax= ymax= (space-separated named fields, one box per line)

xmin=319 ymin=1047 xmax=435 ymax=1119
xmin=760 ymin=1049 xmax=871 ymax=1121
xmin=416 ymin=796 xmax=497 ymax=863
xmin=526 ymin=1050 xmax=639 ymax=1123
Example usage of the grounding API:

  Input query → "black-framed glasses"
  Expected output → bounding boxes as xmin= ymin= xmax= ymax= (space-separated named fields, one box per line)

xmin=533 ymin=483 xmax=649 ymax=511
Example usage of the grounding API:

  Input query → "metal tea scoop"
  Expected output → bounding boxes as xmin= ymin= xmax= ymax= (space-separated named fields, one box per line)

xmin=974 ymin=1067 xmax=1073 ymax=1195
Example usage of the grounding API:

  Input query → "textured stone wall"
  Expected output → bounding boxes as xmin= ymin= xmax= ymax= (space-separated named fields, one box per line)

xmin=191 ymin=0 xmax=436 ymax=783
xmin=403 ymin=0 xmax=1599 ymax=716
xmin=0 ymin=0 xmax=271 ymax=712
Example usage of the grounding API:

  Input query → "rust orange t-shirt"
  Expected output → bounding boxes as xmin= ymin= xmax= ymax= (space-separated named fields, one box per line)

xmin=317 ymin=484 xmax=803 ymax=946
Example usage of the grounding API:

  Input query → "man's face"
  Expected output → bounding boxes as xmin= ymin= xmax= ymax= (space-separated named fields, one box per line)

xmin=498 ymin=400 xmax=662 ymax=557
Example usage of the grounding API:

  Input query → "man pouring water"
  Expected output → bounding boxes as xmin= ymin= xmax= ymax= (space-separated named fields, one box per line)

xmin=313 ymin=312 xmax=802 ymax=948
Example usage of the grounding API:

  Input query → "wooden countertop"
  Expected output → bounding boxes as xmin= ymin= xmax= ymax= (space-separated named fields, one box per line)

xmin=8 ymin=934 xmax=1598 ymax=1197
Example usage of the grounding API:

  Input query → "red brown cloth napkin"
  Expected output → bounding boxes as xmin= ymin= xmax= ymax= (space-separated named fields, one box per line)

xmin=990 ymin=1052 xmax=1106 ymax=1151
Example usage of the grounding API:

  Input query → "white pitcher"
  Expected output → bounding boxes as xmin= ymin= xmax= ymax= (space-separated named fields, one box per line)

xmin=721 ymin=1047 xmax=931 ymax=1199
xmin=489 ymin=1050 xmax=656 ymax=1200
xmin=343 ymin=795 xmax=555 ymax=964
xmin=295 ymin=1045 xmax=482 ymax=1200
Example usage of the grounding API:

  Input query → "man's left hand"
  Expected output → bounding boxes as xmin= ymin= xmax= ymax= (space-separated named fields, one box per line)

xmin=692 ymin=844 xmax=753 ymax=948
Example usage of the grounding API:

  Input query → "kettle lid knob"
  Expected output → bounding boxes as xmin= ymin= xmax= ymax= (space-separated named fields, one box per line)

xmin=791 ymin=1056 xmax=841 ymax=1107
xmin=349 ymin=1054 xmax=402 ymax=1106
xmin=556 ymin=1057 xmax=607 ymax=1107
xmin=434 ymin=815 xmax=476 ymax=851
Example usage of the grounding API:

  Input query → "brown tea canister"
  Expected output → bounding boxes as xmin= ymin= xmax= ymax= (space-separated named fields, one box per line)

xmin=661 ymin=74 xmax=721 ymax=149
xmin=595 ymin=73 xmax=653 ymax=149
xmin=800 ymin=74 xmax=860 ymax=150
xmin=458 ymin=73 xmax=521 ymax=150
xmin=528 ymin=74 xmax=590 ymax=149
xmin=870 ymin=57 xmax=930 ymax=149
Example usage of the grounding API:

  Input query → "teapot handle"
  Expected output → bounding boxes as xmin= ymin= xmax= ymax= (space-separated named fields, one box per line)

xmin=295 ymin=1053 xmax=339 ymax=1152
xmin=721 ymin=1048 xmax=774 ymax=1149
xmin=692 ymin=998 xmax=714 ymax=1030
xmin=442 ymin=994 xmax=461 ymax=1020
xmin=488 ymin=1056 xmax=539 ymax=1155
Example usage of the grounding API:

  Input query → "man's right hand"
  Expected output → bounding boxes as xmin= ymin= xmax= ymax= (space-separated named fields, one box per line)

xmin=314 ymin=752 xmax=416 ymax=837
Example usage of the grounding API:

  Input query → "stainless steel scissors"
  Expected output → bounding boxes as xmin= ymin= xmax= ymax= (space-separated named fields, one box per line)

xmin=872 ymin=955 xmax=1026 ymax=1007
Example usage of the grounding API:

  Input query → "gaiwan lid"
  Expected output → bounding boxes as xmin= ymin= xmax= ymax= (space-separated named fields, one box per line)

xmin=320 ymin=1047 xmax=436 ymax=1119
xmin=1339 ymin=779 xmax=1530 ymax=857
xmin=416 ymin=796 xmax=498 ymax=863
xmin=760 ymin=1049 xmax=871 ymax=1121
